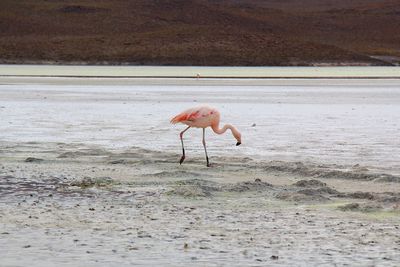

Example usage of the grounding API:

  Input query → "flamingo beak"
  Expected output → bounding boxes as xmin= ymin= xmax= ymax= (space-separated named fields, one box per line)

xmin=236 ymin=142 xmax=241 ymax=146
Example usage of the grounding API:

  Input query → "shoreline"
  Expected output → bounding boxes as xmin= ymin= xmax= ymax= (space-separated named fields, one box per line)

xmin=1 ymin=64 xmax=400 ymax=79
xmin=3 ymin=75 xmax=400 ymax=79
xmin=2 ymin=76 xmax=400 ymax=87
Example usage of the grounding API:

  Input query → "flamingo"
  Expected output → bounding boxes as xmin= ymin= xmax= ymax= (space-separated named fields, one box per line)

xmin=170 ymin=105 xmax=241 ymax=167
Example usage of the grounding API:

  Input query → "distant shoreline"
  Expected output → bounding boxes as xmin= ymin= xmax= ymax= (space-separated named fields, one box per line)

xmin=2 ymin=77 xmax=400 ymax=87
xmin=1 ymin=64 xmax=400 ymax=79
xmin=2 ymin=75 xmax=400 ymax=79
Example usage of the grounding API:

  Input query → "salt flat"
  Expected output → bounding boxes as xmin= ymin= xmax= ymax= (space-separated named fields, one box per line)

xmin=1 ymin=77 xmax=400 ymax=174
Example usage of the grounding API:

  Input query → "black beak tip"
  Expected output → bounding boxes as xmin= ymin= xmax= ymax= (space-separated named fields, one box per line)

xmin=236 ymin=142 xmax=241 ymax=146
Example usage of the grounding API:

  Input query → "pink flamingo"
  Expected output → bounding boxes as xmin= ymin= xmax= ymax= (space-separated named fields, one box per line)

xmin=170 ymin=105 xmax=241 ymax=167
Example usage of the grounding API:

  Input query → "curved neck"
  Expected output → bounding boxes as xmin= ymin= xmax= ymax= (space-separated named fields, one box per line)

xmin=212 ymin=123 xmax=237 ymax=136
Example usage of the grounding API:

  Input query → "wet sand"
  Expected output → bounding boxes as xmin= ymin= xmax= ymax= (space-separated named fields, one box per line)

xmin=1 ymin=77 xmax=400 ymax=266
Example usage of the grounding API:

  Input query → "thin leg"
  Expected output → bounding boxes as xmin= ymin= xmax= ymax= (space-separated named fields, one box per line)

xmin=179 ymin=126 xmax=190 ymax=164
xmin=202 ymin=128 xmax=210 ymax=167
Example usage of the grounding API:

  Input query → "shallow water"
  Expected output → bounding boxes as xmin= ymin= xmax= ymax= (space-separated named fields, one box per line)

xmin=1 ymin=78 xmax=400 ymax=175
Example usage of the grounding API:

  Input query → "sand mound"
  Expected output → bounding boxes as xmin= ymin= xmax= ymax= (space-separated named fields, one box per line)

xmin=263 ymin=161 xmax=400 ymax=182
xmin=148 ymin=170 xmax=204 ymax=178
xmin=276 ymin=183 xmax=340 ymax=202
xmin=224 ymin=179 xmax=273 ymax=192
xmin=276 ymin=191 xmax=329 ymax=202
xmin=70 ymin=177 xmax=114 ymax=188
xmin=167 ymin=179 xmax=221 ymax=197
xmin=167 ymin=178 xmax=274 ymax=197
xmin=167 ymin=186 xmax=213 ymax=197
xmin=337 ymin=203 xmax=383 ymax=212
xmin=293 ymin=179 xmax=327 ymax=187
xmin=57 ymin=148 xmax=110 ymax=158
xmin=346 ymin=192 xmax=375 ymax=200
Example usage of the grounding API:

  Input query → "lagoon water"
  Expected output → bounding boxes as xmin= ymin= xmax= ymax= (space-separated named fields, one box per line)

xmin=1 ymin=75 xmax=400 ymax=175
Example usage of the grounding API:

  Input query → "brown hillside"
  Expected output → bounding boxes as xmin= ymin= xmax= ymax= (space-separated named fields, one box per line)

xmin=0 ymin=0 xmax=399 ymax=66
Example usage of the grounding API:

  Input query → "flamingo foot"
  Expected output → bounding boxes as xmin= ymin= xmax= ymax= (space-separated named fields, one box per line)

xmin=206 ymin=157 xmax=210 ymax=167
xmin=179 ymin=155 xmax=185 ymax=165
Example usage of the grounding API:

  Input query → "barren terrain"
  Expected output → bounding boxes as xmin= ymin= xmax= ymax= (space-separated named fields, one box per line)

xmin=1 ymin=0 xmax=400 ymax=65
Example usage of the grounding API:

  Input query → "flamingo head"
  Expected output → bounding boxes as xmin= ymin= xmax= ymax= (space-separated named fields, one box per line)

xmin=234 ymin=132 xmax=242 ymax=146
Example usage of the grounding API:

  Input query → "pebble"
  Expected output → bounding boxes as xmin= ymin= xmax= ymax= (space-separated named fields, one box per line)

xmin=24 ymin=157 xmax=44 ymax=163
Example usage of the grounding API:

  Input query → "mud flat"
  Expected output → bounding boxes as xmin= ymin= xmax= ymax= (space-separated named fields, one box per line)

xmin=1 ymin=78 xmax=400 ymax=266
xmin=1 ymin=143 xmax=400 ymax=266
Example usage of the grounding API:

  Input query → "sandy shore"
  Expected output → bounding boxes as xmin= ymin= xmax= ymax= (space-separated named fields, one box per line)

xmin=1 ymin=65 xmax=400 ymax=78
xmin=1 ymin=77 xmax=400 ymax=266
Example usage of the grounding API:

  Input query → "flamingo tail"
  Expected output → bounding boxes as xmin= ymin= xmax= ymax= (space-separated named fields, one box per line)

xmin=170 ymin=113 xmax=189 ymax=124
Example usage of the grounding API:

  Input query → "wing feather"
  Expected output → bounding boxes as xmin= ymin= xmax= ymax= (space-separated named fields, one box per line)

xmin=170 ymin=107 xmax=207 ymax=124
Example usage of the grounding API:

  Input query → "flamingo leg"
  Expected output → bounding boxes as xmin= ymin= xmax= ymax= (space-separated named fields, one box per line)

xmin=202 ymin=128 xmax=210 ymax=167
xmin=179 ymin=126 xmax=191 ymax=164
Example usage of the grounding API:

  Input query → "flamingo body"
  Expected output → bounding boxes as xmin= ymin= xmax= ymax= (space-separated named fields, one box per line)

xmin=171 ymin=105 xmax=241 ymax=167
xmin=170 ymin=105 xmax=219 ymax=128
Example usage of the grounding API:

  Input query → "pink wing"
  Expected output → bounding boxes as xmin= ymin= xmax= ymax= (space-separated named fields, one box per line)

xmin=170 ymin=106 xmax=213 ymax=124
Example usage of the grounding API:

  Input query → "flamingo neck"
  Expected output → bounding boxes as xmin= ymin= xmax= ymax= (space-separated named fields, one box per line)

xmin=212 ymin=123 xmax=237 ymax=136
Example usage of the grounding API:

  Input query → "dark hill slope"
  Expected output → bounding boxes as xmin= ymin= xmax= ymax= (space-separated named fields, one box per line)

xmin=0 ymin=0 xmax=399 ymax=65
